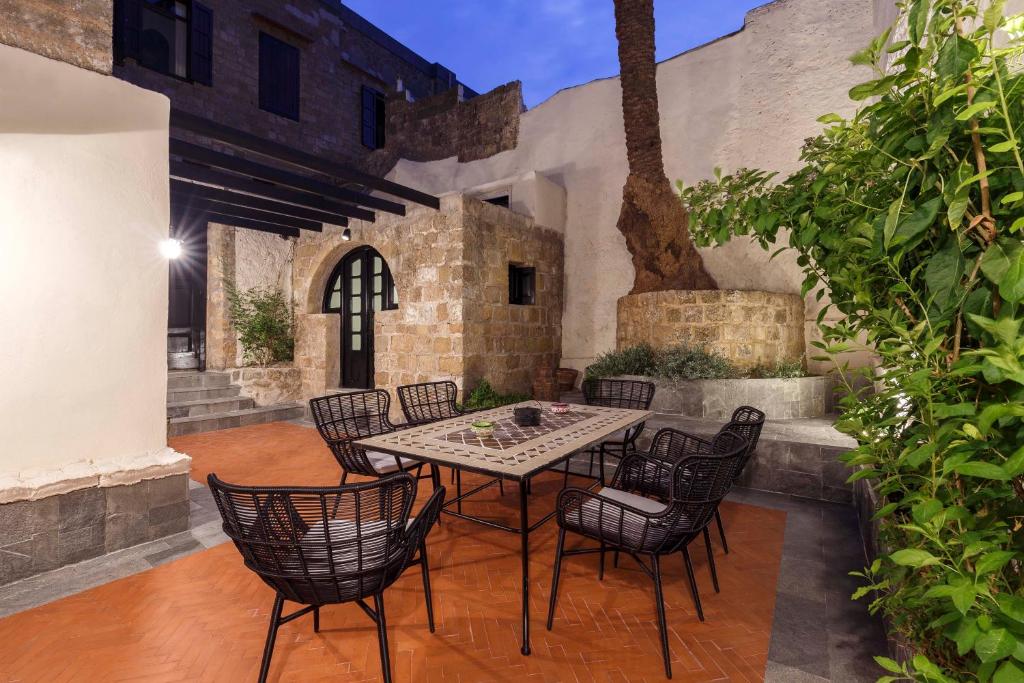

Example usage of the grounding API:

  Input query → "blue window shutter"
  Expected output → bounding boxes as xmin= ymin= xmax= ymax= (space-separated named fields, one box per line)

xmin=114 ymin=0 xmax=142 ymax=62
xmin=190 ymin=2 xmax=213 ymax=86
xmin=259 ymin=33 xmax=300 ymax=120
xmin=361 ymin=86 xmax=377 ymax=149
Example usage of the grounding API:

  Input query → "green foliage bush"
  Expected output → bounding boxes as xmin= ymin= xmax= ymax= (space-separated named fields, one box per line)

xmin=462 ymin=379 xmax=530 ymax=410
xmin=586 ymin=343 xmax=742 ymax=380
xmin=680 ymin=2 xmax=1024 ymax=679
xmin=749 ymin=359 xmax=807 ymax=379
xmin=225 ymin=282 xmax=294 ymax=366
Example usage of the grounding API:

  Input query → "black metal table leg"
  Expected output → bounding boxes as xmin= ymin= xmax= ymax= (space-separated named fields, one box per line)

xmin=519 ymin=477 xmax=531 ymax=655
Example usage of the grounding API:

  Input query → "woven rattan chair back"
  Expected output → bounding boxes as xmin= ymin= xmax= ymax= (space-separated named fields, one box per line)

xmin=310 ymin=390 xmax=400 ymax=476
xmin=722 ymin=405 xmax=765 ymax=477
xmin=582 ymin=377 xmax=655 ymax=410
xmin=208 ymin=473 xmax=417 ymax=605
xmin=397 ymin=381 xmax=462 ymax=426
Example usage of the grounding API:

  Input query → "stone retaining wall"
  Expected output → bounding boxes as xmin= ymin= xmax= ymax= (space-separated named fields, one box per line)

xmin=616 ymin=290 xmax=805 ymax=369
xmin=230 ymin=366 xmax=303 ymax=407
xmin=618 ymin=375 xmax=828 ymax=420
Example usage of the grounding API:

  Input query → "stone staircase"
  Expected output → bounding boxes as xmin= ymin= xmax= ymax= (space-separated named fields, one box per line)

xmin=167 ymin=371 xmax=304 ymax=436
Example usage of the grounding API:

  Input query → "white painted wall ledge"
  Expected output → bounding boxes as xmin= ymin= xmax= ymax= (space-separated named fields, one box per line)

xmin=0 ymin=448 xmax=191 ymax=504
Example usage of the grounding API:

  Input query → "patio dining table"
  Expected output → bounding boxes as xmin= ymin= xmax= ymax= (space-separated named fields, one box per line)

xmin=356 ymin=400 xmax=652 ymax=656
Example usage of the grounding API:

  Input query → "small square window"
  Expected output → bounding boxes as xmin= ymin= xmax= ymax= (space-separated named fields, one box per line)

xmin=509 ymin=264 xmax=536 ymax=306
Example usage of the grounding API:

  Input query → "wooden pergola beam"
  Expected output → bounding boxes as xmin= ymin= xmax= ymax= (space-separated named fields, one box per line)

xmin=170 ymin=161 xmax=376 ymax=222
xmin=170 ymin=193 xmax=323 ymax=232
xmin=202 ymin=211 xmax=301 ymax=238
xmin=170 ymin=138 xmax=406 ymax=216
xmin=170 ymin=108 xmax=440 ymax=210
xmin=170 ymin=180 xmax=349 ymax=226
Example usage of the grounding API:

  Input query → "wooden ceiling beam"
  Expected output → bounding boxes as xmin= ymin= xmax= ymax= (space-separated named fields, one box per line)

xmin=170 ymin=179 xmax=349 ymax=226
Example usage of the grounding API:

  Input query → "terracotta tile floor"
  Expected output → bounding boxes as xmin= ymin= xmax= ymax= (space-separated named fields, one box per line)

xmin=0 ymin=422 xmax=786 ymax=682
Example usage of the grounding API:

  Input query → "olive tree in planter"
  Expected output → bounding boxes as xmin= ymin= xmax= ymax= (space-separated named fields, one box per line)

xmin=680 ymin=1 xmax=1024 ymax=679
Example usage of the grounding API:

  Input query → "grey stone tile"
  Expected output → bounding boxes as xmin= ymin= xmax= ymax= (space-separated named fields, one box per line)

xmin=0 ymin=497 xmax=58 ymax=546
xmin=58 ymin=488 xmax=105 ymax=533
xmin=769 ymin=593 xmax=831 ymax=678
xmin=105 ymin=483 xmax=149 ymax=515
xmin=786 ymin=444 xmax=825 ymax=476
xmin=57 ymin=523 xmax=104 ymax=565
xmin=144 ymin=535 xmax=202 ymax=566
xmin=149 ymin=500 xmax=190 ymax=527
xmin=190 ymin=520 xmax=229 ymax=548
xmin=773 ymin=468 xmax=823 ymax=499
xmin=777 ymin=556 xmax=830 ymax=601
xmin=33 ymin=529 xmax=59 ymax=573
xmin=148 ymin=474 xmax=188 ymax=507
xmin=765 ymin=660 xmax=830 ymax=683
xmin=0 ymin=538 xmax=35 ymax=585
xmin=105 ymin=513 xmax=149 ymax=553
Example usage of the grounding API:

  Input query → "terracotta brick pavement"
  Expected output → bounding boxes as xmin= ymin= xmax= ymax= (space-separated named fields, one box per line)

xmin=0 ymin=422 xmax=785 ymax=682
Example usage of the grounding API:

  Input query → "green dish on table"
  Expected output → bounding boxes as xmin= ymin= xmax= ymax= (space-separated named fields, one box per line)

xmin=470 ymin=420 xmax=495 ymax=437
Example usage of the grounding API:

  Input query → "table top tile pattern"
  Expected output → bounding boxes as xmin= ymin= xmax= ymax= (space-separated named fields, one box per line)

xmin=443 ymin=410 xmax=596 ymax=450
xmin=358 ymin=401 xmax=652 ymax=479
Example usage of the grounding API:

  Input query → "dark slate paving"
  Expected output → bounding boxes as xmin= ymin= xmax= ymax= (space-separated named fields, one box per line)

xmin=727 ymin=488 xmax=888 ymax=682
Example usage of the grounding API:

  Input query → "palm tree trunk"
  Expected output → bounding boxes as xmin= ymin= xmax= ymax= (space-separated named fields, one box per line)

xmin=613 ymin=0 xmax=716 ymax=292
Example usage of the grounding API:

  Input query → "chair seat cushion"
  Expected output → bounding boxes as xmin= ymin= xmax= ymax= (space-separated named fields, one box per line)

xmin=366 ymin=450 xmax=417 ymax=474
xmin=595 ymin=487 xmax=667 ymax=514
xmin=298 ymin=518 xmax=413 ymax=573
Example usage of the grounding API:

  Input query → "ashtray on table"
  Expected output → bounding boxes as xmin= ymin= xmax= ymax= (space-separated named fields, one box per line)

xmin=470 ymin=420 xmax=495 ymax=437
xmin=549 ymin=403 xmax=571 ymax=414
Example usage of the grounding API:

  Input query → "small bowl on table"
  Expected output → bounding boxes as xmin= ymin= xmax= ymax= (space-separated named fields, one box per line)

xmin=470 ymin=420 xmax=495 ymax=437
xmin=549 ymin=402 xmax=571 ymax=415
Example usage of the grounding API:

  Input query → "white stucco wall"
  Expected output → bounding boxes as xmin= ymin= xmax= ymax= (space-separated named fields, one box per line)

xmin=232 ymin=230 xmax=295 ymax=366
xmin=389 ymin=0 xmax=879 ymax=373
xmin=0 ymin=44 xmax=172 ymax=475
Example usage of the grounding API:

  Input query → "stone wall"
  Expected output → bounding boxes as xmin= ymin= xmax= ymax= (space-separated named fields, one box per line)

xmin=290 ymin=193 xmax=564 ymax=405
xmin=616 ymin=290 xmax=805 ymax=369
xmin=229 ymin=366 xmax=302 ymax=406
xmin=463 ymin=200 xmax=564 ymax=395
xmin=621 ymin=375 xmax=828 ymax=420
xmin=368 ymin=81 xmax=524 ymax=175
xmin=0 ymin=473 xmax=189 ymax=586
xmin=0 ymin=0 xmax=112 ymax=74
xmin=205 ymin=223 xmax=237 ymax=372
xmin=114 ymin=0 xmax=471 ymax=171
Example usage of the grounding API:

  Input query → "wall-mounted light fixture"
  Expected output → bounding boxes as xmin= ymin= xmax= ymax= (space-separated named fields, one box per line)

xmin=159 ymin=238 xmax=184 ymax=259
xmin=341 ymin=228 xmax=352 ymax=241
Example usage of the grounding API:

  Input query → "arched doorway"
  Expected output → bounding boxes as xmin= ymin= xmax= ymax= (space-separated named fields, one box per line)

xmin=322 ymin=246 xmax=398 ymax=389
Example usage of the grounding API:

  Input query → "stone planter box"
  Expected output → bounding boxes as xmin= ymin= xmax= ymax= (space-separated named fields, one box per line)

xmin=230 ymin=365 xmax=302 ymax=406
xmin=615 ymin=375 xmax=828 ymax=420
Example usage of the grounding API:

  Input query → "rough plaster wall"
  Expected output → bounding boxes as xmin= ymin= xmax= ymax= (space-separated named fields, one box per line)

xmin=389 ymin=0 xmax=878 ymax=373
xmin=232 ymin=231 xmax=295 ymax=366
xmin=0 ymin=44 xmax=170 ymax=473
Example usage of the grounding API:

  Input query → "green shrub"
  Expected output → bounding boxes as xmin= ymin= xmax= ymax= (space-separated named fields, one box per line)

xmin=680 ymin=2 xmax=1024 ymax=678
xmin=225 ymin=282 xmax=294 ymax=366
xmin=462 ymin=379 xmax=530 ymax=410
xmin=749 ymin=359 xmax=806 ymax=379
xmin=586 ymin=343 xmax=737 ymax=380
xmin=586 ymin=343 xmax=659 ymax=378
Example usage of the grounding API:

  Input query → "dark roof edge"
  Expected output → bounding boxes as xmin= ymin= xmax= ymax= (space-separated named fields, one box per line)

xmin=327 ymin=1 xmax=477 ymax=95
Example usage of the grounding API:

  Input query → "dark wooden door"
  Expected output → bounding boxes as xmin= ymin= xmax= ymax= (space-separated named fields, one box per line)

xmin=323 ymin=247 xmax=397 ymax=389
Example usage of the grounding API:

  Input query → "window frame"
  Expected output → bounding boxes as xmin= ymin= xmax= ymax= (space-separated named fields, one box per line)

xmin=137 ymin=0 xmax=192 ymax=81
xmin=361 ymin=86 xmax=387 ymax=150
xmin=508 ymin=264 xmax=536 ymax=306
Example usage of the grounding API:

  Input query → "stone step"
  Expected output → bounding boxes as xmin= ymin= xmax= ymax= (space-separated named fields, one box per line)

xmin=167 ymin=385 xmax=241 ymax=403
xmin=168 ymin=352 xmax=199 ymax=370
xmin=167 ymin=371 xmax=232 ymax=390
xmin=168 ymin=403 xmax=305 ymax=437
xmin=167 ymin=395 xmax=256 ymax=418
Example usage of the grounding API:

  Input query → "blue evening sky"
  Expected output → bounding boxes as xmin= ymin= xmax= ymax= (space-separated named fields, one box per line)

xmin=344 ymin=1 xmax=771 ymax=108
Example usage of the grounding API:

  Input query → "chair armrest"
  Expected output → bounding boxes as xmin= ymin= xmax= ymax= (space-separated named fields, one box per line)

xmin=556 ymin=486 xmax=663 ymax=519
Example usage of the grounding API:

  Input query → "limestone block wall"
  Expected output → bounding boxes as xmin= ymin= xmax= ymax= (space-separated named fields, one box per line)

xmin=616 ymin=290 xmax=804 ymax=369
xmin=290 ymin=194 xmax=564 ymax=404
xmin=229 ymin=367 xmax=302 ymax=406
xmin=0 ymin=0 xmax=112 ymax=74
xmin=462 ymin=200 xmax=564 ymax=395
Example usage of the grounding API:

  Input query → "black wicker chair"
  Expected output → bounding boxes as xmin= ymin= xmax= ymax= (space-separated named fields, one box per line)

xmin=310 ymin=390 xmax=436 ymax=486
xmin=207 ymin=472 xmax=445 ymax=683
xmin=563 ymin=378 xmax=655 ymax=486
xmin=546 ymin=429 xmax=747 ymax=678
xmin=396 ymin=380 xmax=503 ymax=501
xmin=632 ymin=406 xmax=765 ymax=554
